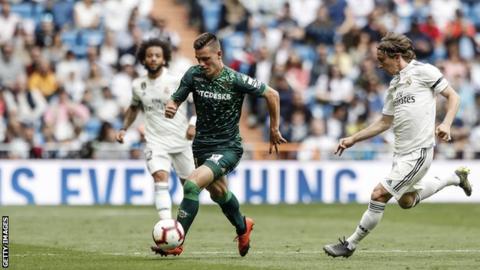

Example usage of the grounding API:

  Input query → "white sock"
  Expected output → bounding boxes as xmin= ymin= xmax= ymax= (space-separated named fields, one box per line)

xmin=347 ymin=200 xmax=386 ymax=249
xmin=416 ymin=173 xmax=460 ymax=202
xmin=154 ymin=182 xmax=172 ymax=219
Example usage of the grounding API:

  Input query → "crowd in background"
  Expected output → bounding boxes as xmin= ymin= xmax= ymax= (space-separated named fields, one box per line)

xmin=0 ymin=0 xmax=194 ymax=159
xmin=0 ymin=0 xmax=479 ymax=160
xmin=183 ymin=0 xmax=480 ymax=160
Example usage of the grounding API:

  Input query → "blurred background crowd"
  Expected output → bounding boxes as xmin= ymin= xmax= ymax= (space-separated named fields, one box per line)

xmin=0 ymin=0 xmax=479 ymax=160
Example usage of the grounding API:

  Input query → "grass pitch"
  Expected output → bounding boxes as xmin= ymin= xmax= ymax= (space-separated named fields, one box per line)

xmin=3 ymin=204 xmax=480 ymax=270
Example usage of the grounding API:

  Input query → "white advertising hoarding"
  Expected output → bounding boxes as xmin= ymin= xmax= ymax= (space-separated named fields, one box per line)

xmin=0 ymin=160 xmax=478 ymax=205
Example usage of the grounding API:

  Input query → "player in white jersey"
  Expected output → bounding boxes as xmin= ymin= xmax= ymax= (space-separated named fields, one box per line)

xmin=324 ymin=32 xmax=472 ymax=258
xmin=116 ymin=39 xmax=195 ymax=220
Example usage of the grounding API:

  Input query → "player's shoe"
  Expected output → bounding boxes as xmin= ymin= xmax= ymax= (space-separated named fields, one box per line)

xmin=323 ymin=237 xmax=355 ymax=258
xmin=235 ymin=217 xmax=255 ymax=257
xmin=151 ymin=245 xmax=184 ymax=257
xmin=455 ymin=167 xmax=472 ymax=196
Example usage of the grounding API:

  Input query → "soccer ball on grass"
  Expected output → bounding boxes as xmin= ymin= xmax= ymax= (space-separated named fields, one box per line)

xmin=152 ymin=219 xmax=185 ymax=251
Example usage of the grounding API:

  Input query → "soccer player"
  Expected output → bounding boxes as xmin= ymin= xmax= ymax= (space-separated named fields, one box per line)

xmin=323 ymin=32 xmax=472 ymax=258
xmin=116 ymin=39 xmax=196 ymax=220
xmin=156 ymin=32 xmax=287 ymax=257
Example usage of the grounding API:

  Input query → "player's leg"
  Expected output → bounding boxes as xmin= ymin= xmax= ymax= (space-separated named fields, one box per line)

xmin=176 ymin=165 xmax=214 ymax=235
xmin=171 ymin=148 xmax=196 ymax=186
xmin=206 ymin=177 xmax=246 ymax=236
xmin=324 ymin=184 xmax=391 ymax=258
xmin=206 ymin=178 xmax=254 ymax=256
xmin=405 ymin=166 xmax=472 ymax=207
xmin=150 ymin=151 xmax=201 ymax=256
xmin=145 ymin=148 xmax=174 ymax=219
xmin=391 ymin=148 xmax=470 ymax=209
xmin=324 ymin=148 xmax=432 ymax=257
xmin=152 ymin=171 xmax=172 ymax=219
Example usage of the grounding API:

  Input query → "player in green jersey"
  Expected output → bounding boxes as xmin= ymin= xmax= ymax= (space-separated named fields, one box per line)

xmin=154 ymin=32 xmax=286 ymax=257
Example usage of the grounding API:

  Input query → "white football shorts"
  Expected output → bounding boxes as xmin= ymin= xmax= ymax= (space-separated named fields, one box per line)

xmin=381 ymin=147 xmax=434 ymax=200
xmin=144 ymin=147 xmax=195 ymax=179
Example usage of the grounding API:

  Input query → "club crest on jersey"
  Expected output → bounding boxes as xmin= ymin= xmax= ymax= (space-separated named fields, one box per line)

xmin=405 ymin=77 xmax=412 ymax=86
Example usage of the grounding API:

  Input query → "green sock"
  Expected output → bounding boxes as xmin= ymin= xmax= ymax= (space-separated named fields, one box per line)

xmin=177 ymin=180 xmax=201 ymax=235
xmin=213 ymin=191 xmax=246 ymax=235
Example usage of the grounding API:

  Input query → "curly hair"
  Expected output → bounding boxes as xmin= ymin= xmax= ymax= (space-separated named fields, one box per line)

xmin=136 ymin=38 xmax=172 ymax=67
xmin=377 ymin=32 xmax=416 ymax=62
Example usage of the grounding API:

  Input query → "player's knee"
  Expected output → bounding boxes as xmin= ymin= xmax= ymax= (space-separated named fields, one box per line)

xmin=208 ymin=186 xmax=227 ymax=201
xmin=183 ymin=180 xmax=201 ymax=196
xmin=398 ymin=196 xmax=415 ymax=209
xmin=371 ymin=190 xmax=387 ymax=202
xmin=152 ymin=171 xmax=169 ymax=183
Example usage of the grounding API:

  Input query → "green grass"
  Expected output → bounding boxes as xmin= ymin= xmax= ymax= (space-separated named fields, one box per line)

xmin=3 ymin=204 xmax=480 ymax=270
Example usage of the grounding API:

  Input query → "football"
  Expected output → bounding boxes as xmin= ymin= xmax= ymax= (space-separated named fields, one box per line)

xmin=152 ymin=219 xmax=185 ymax=251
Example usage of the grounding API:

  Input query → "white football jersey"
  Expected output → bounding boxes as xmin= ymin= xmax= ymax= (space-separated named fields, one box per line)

xmin=382 ymin=60 xmax=449 ymax=154
xmin=131 ymin=68 xmax=191 ymax=152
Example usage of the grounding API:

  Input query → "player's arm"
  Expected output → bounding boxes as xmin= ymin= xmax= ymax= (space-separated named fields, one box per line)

xmin=436 ymin=85 xmax=460 ymax=141
xmin=335 ymin=114 xmax=393 ymax=156
xmin=166 ymin=68 xmax=194 ymax=119
xmin=263 ymin=86 xmax=287 ymax=154
xmin=116 ymin=104 xmax=140 ymax=143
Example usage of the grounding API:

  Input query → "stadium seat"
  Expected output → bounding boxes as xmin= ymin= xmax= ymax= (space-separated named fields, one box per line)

xmin=10 ymin=2 xmax=32 ymax=19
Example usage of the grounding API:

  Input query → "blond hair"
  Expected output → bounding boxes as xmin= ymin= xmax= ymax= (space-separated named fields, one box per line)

xmin=377 ymin=32 xmax=416 ymax=62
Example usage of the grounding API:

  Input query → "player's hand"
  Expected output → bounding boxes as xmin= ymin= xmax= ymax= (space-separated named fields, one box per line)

xmin=116 ymin=129 xmax=126 ymax=143
xmin=334 ymin=137 xmax=355 ymax=156
xmin=269 ymin=129 xmax=287 ymax=154
xmin=186 ymin=125 xmax=195 ymax=140
xmin=435 ymin=123 xmax=451 ymax=142
xmin=165 ymin=100 xmax=178 ymax=119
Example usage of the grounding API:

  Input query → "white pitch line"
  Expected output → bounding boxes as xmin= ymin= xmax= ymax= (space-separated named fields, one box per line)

xmin=11 ymin=249 xmax=480 ymax=257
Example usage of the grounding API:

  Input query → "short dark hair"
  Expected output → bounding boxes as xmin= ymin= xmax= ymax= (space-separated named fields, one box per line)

xmin=193 ymin=32 xmax=220 ymax=50
xmin=136 ymin=38 xmax=172 ymax=66
xmin=377 ymin=32 xmax=416 ymax=62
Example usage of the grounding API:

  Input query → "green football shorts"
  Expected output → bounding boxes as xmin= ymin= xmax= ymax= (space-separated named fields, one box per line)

xmin=194 ymin=149 xmax=243 ymax=180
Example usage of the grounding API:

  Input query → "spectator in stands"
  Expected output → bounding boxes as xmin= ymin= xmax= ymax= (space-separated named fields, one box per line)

xmin=406 ymin=20 xmax=434 ymax=61
xmin=313 ymin=65 xmax=354 ymax=108
xmin=297 ymin=118 xmax=336 ymax=160
xmin=111 ymin=54 xmax=137 ymax=109
xmin=418 ymin=15 xmax=442 ymax=44
xmin=85 ymin=62 xmax=109 ymax=103
xmin=96 ymin=86 xmax=121 ymax=124
xmin=35 ymin=14 xmax=56 ymax=48
xmin=217 ymin=0 xmax=251 ymax=35
xmin=326 ymin=104 xmax=348 ymax=140
xmin=283 ymin=92 xmax=312 ymax=142
xmin=79 ymin=46 xmax=113 ymax=81
xmin=62 ymin=71 xmax=86 ymax=103
xmin=73 ymin=0 xmax=102 ymax=30
xmin=56 ymin=50 xmax=81 ymax=84
xmin=145 ymin=16 xmax=180 ymax=48
xmin=442 ymin=42 xmax=468 ymax=82
xmin=284 ymin=52 xmax=310 ymax=92
xmin=42 ymin=32 xmax=67 ymax=65
xmin=288 ymin=0 xmax=321 ymax=28
xmin=28 ymin=58 xmax=58 ymax=99
xmin=445 ymin=9 xmax=476 ymax=40
xmin=99 ymin=30 xmax=119 ymax=68
xmin=0 ymin=42 xmax=26 ymax=87
xmin=304 ymin=5 xmax=336 ymax=46
xmin=43 ymin=88 xmax=90 ymax=142
xmin=0 ymin=1 xmax=21 ymax=45
xmin=3 ymin=74 xmax=47 ymax=125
